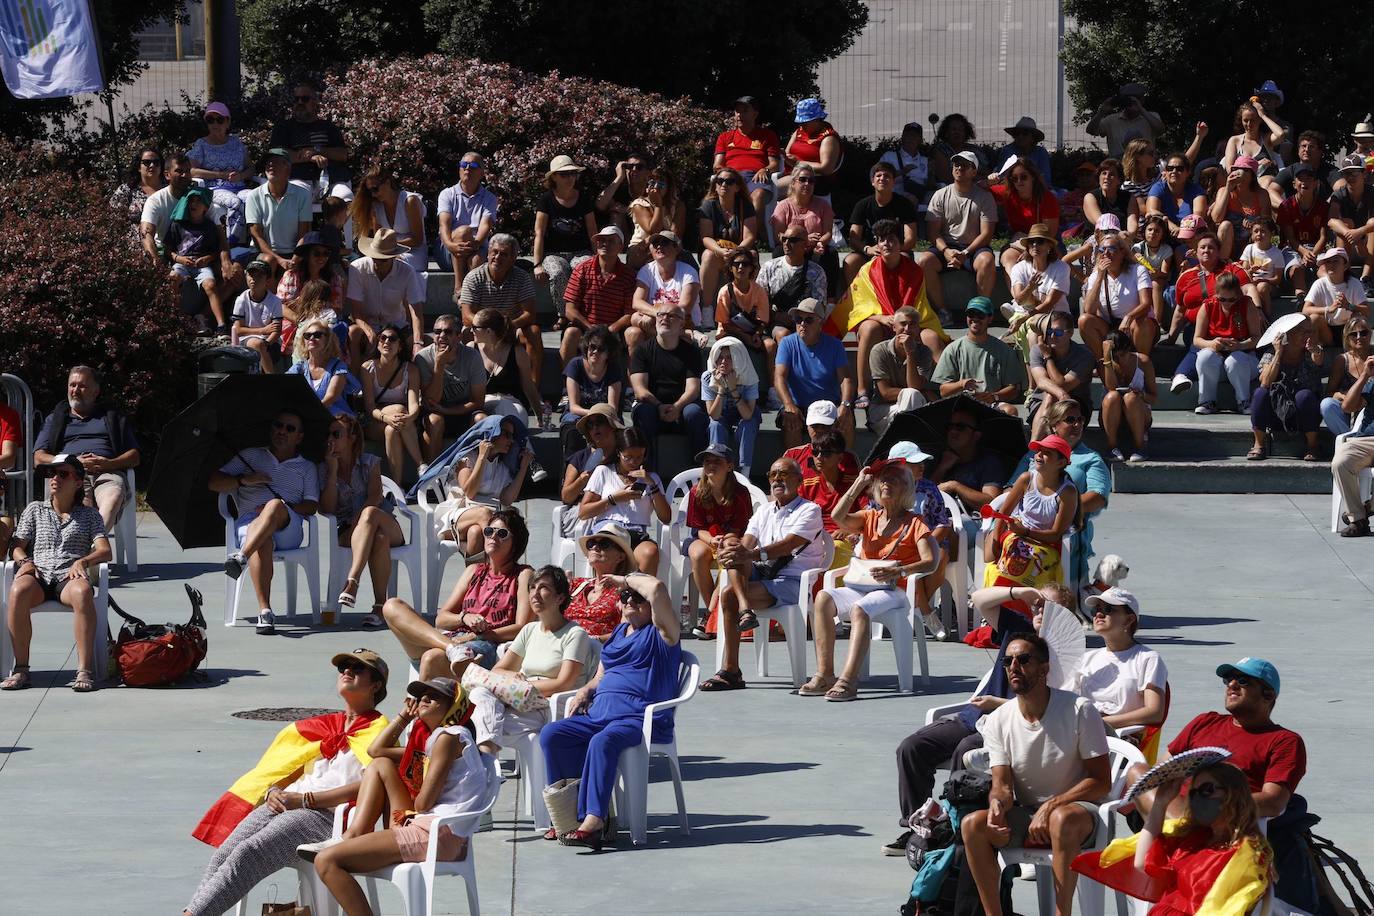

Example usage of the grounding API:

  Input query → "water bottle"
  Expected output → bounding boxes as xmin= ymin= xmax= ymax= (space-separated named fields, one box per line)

xmin=679 ymin=595 xmax=693 ymax=631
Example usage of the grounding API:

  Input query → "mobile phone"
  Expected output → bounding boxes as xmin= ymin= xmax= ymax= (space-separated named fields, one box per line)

xmin=631 ymin=480 xmax=647 ymax=493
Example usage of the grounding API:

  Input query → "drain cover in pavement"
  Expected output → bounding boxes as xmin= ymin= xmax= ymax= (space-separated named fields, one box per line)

xmin=231 ymin=707 xmax=336 ymax=721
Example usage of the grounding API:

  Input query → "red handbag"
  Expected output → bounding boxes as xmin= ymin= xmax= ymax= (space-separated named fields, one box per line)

xmin=110 ymin=585 xmax=208 ymax=686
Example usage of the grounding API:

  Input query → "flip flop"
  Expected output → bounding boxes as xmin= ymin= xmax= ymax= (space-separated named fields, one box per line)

xmin=699 ymin=668 xmax=747 ymax=691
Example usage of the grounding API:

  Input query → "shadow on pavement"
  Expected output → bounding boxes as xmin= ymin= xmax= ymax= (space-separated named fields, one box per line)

xmin=678 ymin=755 xmax=819 ymax=781
xmin=109 ymin=562 xmax=224 ymax=585
xmin=1143 ymin=616 xmax=1258 ymax=629
xmin=673 ymin=812 xmax=868 ymax=846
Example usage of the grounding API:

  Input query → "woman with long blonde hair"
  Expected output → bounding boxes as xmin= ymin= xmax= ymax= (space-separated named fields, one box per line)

xmin=288 ymin=316 xmax=360 ymax=417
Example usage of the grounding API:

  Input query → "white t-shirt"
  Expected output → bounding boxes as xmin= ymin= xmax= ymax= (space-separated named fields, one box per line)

xmin=509 ymin=619 xmax=595 ymax=682
xmin=1074 ymin=643 xmax=1167 ymax=718
xmin=140 ymin=186 xmax=225 ymax=244
xmin=636 ymin=261 xmax=702 ymax=326
xmin=421 ymin=724 xmax=491 ymax=818
xmin=1009 ymin=260 xmax=1072 ymax=312
xmin=289 ymin=748 xmax=364 ymax=795
xmin=744 ymin=495 xmax=825 ymax=580
xmin=231 ymin=289 xmax=283 ymax=327
xmin=586 ymin=464 xmax=664 ymax=530
xmin=1085 ymin=264 xmax=1153 ymax=321
xmin=1239 ymin=243 xmax=1284 ymax=283
xmin=983 ymin=688 xmax=1109 ymax=806
xmin=347 ymin=256 xmax=425 ymax=327
xmin=1306 ymin=275 xmax=1367 ymax=325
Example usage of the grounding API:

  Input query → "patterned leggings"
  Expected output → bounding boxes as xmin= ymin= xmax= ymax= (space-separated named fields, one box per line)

xmin=185 ymin=805 xmax=332 ymax=916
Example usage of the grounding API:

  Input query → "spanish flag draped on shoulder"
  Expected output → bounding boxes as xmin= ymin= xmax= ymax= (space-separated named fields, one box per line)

xmin=823 ymin=255 xmax=949 ymax=344
xmin=1071 ymin=819 xmax=1270 ymax=916
xmin=193 ymin=711 xmax=388 ymax=846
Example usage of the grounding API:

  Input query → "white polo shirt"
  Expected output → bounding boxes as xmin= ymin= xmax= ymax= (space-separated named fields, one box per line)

xmin=744 ymin=495 xmax=825 ymax=580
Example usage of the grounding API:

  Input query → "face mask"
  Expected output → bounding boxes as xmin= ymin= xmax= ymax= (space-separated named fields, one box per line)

xmin=1190 ymin=796 xmax=1223 ymax=825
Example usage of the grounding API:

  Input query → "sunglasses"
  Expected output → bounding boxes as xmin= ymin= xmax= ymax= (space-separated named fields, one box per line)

xmin=329 ymin=428 xmax=347 ymax=439
xmin=1101 ymin=247 xmax=1123 ymax=254
xmin=585 ymin=344 xmax=606 ymax=355
xmin=379 ymin=333 xmax=402 ymax=343
xmin=1163 ymin=164 xmax=1187 ymax=172
xmin=1092 ymin=604 xmax=1128 ymax=616
xmin=52 ymin=468 xmax=79 ymax=481
xmin=793 ymin=176 xmax=814 ymax=184
xmin=619 ymin=586 xmax=648 ymax=605
xmin=272 ymin=420 xmax=300 ymax=433
xmin=1047 ymin=328 xmax=1069 ymax=338
xmin=658 ymin=312 xmax=685 ymax=322
xmin=781 ymin=236 xmax=806 ymax=244
xmin=140 ymin=158 xmax=161 ymax=166
xmin=1001 ymin=652 xmax=1040 ymax=668
xmin=337 ymin=662 xmax=367 ymax=674
xmin=649 ymin=240 xmax=677 ymax=250
xmin=1027 ymin=238 xmax=1049 ymax=247
xmin=794 ymin=314 xmax=819 ymax=325
xmin=585 ymin=537 xmax=620 ymax=551
xmin=434 ymin=327 xmax=458 ymax=336
xmin=458 ymin=161 xmax=484 ymax=170
xmin=482 ymin=526 xmax=512 ymax=540
xmin=1224 ymin=675 xmax=1253 ymax=688
xmin=730 ymin=261 xmax=752 ymax=270
xmin=1351 ymin=330 xmax=1371 ymax=339
xmin=302 ymin=330 xmax=327 ymax=340
xmin=625 ymin=163 xmax=646 ymax=171
xmin=1189 ymin=782 xmax=1220 ymax=799
xmin=814 ymin=448 xmax=842 ymax=457
xmin=714 ymin=176 xmax=737 ymax=185
xmin=1060 ymin=416 xmax=1085 ymax=425
xmin=767 ymin=470 xmax=797 ymax=481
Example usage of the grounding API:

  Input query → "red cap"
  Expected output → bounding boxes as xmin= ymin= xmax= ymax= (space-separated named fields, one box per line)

xmin=1029 ymin=434 xmax=1072 ymax=461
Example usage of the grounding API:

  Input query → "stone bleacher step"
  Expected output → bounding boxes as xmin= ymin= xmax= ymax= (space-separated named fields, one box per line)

xmin=1112 ymin=456 xmax=1330 ymax=494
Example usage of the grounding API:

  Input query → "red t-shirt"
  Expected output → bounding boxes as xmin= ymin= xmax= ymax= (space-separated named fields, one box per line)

xmin=684 ymin=485 xmax=752 ymax=537
xmin=1277 ymin=197 xmax=1330 ymax=247
xmin=0 ymin=404 xmax=18 ymax=447
xmin=1174 ymin=263 xmax=1252 ymax=324
xmin=1167 ymin=711 xmax=1306 ymax=793
xmin=788 ymin=444 xmax=862 ymax=531
xmin=990 ymin=185 xmax=1061 ymax=234
xmin=714 ymin=127 xmax=781 ymax=174
xmin=564 ymin=256 xmax=636 ymax=326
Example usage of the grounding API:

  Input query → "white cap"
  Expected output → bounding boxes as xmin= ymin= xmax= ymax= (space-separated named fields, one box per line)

xmin=805 ymin=401 xmax=837 ymax=426
xmin=1317 ymin=247 xmax=1349 ymax=264
xmin=595 ymin=225 xmax=625 ymax=243
xmin=888 ymin=441 xmax=934 ymax=464
xmin=1085 ymin=587 xmax=1140 ymax=614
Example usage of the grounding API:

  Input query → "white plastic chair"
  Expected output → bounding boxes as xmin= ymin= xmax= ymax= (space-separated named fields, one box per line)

xmin=550 ymin=503 xmax=580 ymax=576
xmin=1331 ymin=409 xmax=1370 ymax=532
xmin=0 ymin=560 xmax=111 ymax=683
xmin=218 ymin=492 xmax=322 ymax=627
xmin=0 ymin=374 xmax=36 ymax=509
xmin=923 ymin=666 xmax=996 ymax=727
xmin=509 ymin=726 xmax=552 ymax=832
xmin=661 ymin=468 xmax=765 ymax=612
xmin=107 ymin=467 xmax=139 ymax=572
xmin=229 ymin=802 xmax=342 ymax=916
xmin=416 ymin=477 xmax=462 ymax=612
xmin=939 ymin=491 xmax=972 ymax=638
xmin=321 ymin=477 xmax=424 ymax=614
xmin=824 ymin=543 xmax=933 ymax=693
xmin=551 ymin=650 xmax=700 ymax=846
xmin=354 ymin=754 xmax=504 ymax=916
xmin=714 ymin=531 xmax=834 ymax=688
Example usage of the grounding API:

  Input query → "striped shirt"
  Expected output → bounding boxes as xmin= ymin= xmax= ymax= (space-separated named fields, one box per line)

xmin=14 ymin=500 xmax=107 ymax=578
xmin=221 ymin=446 xmax=320 ymax=518
xmin=565 ymin=257 xmax=636 ymax=325
xmin=456 ymin=263 xmax=536 ymax=315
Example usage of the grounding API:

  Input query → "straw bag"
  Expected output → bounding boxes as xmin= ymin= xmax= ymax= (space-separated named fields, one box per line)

xmin=542 ymin=778 xmax=581 ymax=836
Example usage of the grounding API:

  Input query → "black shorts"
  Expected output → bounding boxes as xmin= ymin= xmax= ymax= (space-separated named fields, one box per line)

xmin=18 ymin=569 xmax=66 ymax=601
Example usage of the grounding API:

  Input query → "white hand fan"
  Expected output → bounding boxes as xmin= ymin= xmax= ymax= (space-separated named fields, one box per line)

xmin=1038 ymin=599 xmax=1086 ymax=691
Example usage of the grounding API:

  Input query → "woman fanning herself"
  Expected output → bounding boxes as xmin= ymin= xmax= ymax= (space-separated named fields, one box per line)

xmin=982 ymin=435 xmax=1079 ymax=589
xmin=1072 ymin=762 xmax=1271 ymax=916
xmin=311 ymin=678 xmax=491 ymax=916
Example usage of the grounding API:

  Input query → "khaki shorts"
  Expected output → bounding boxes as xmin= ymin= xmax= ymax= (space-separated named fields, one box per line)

xmin=1006 ymin=800 xmax=1099 ymax=849
xmin=84 ymin=471 xmax=129 ymax=524
xmin=394 ymin=814 xmax=465 ymax=862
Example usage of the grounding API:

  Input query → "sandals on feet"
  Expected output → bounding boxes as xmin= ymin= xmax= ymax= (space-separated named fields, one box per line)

xmin=737 ymin=611 xmax=760 ymax=633
xmin=359 ymin=606 xmax=386 ymax=629
xmin=798 ymin=674 xmax=837 ymax=697
xmin=1 ymin=666 xmax=30 ymax=690
xmin=699 ymin=668 xmax=747 ymax=691
xmin=70 ymin=669 xmax=96 ymax=693
xmin=1246 ymin=445 xmax=1268 ymax=461
xmin=825 ymin=677 xmax=859 ymax=702
xmin=337 ymin=577 xmax=359 ymax=608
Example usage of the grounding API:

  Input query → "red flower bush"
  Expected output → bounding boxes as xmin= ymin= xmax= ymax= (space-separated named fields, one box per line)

xmin=323 ymin=55 xmax=724 ymax=237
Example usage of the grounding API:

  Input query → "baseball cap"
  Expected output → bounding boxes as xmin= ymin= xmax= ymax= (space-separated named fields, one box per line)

xmin=951 ymin=150 xmax=979 ymax=168
xmin=595 ymin=225 xmax=625 ymax=243
xmin=38 ymin=453 xmax=85 ymax=479
xmin=1029 ymin=434 xmax=1072 ymax=461
xmin=1232 ymin=155 xmax=1259 ymax=172
xmin=734 ymin=95 xmax=758 ymax=108
xmin=407 ymin=676 xmax=459 ymax=702
xmin=695 ymin=443 xmax=737 ymax=464
xmin=1178 ymin=214 xmax=1207 ymax=240
xmin=789 ymin=297 xmax=824 ymax=319
xmin=1216 ymin=657 xmax=1280 ymax=695
xmin=1341 ymin=153 xmax=1366 ymax=172
xmin=1085 ymin=587 xmax=1140 ymax=615
xmin=1292 ymin=163 xmax=1317 ymax=178
xmin=1318 ymin=247 xmax=1349 ymax=264
xmin=263 ymin=146 xmax=290 ymax=162
xmin=331 ymin=649 xmax=390 ymax=699
xmin=1095 ymin=213 xmax=1122 ymax=231
xmin=203 ymin=101 xmax=231 ymax=120
xmin=965 ymin=296 xmax=994 ymax=316
xmin=648 ymin=229 xmax=681 ymax=247
xmin=887 ymin=441 xmax=934 ymax=464
xmin=805 ymin=400 xmax=837 ymax=426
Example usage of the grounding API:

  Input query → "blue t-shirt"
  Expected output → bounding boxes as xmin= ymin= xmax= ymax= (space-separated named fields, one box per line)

xmin=700 ymin=370 xmax=759 ymax=406
xmin=777 ymin=332 xmax=846 ymax=406
xmin=1146 ymin=179 xmax=1206 ymax=221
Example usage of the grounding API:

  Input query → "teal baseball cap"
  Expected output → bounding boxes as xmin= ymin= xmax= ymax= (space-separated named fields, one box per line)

xmin=1216 ymin=657 xmax=1280 ymax=695
xmin=965 ymin=296 xmax=994 ymax=316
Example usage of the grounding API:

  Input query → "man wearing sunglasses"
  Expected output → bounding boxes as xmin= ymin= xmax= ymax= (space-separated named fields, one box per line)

xmin=435 ymin=151 xmax=498 ymax=281
xmin=267 ymin=80 xmax=351 ymax=193
xmin=210 ymin=410 xmax=321 ymax=634
xmin=963 ymin=634 xmax=1110 ymax=916
xmin=416 ymin=314 xmax=487 ymax=462
xmin=931 ymin=297 xmax=1026 ymax=416
xmin=1027 ymin=311 xmax=1095 ymax=439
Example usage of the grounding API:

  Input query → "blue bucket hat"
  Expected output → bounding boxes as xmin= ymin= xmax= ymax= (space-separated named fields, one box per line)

xmin=1253 ymin=80 xmax=1284 ymax=106
xmin=1216 ymin=657 xmax=1280 ymax=695
xmin=794 ymin=98 xmax=828 ymax=123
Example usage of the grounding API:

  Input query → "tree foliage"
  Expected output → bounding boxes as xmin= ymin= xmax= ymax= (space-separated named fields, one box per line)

xmin=238 ymin=0 xmax=428 ymax=82
xmin=1064 ymin=0 xmax=1372 ymax=152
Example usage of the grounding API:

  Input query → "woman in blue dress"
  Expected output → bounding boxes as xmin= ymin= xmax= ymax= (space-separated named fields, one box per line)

xmin=539 ymin=571 xmax=682 ymax=849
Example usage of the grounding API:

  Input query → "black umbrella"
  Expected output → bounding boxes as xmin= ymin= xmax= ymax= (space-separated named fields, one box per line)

xmin=866 ymin=393 xmax=1028 ymax=480
xmin=147 ymin=374 xmax=335 ymax=548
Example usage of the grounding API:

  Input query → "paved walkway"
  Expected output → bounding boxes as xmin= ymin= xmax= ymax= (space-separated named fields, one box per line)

xmin=1 ymin=493 xmax=1370 ymax=914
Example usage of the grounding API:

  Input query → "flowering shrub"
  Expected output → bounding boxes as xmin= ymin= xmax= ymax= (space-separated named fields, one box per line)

xmin=323 ymin=55 xmax=724 ymax=238
xmin=0 ymin=143 xmax=195 ymax=447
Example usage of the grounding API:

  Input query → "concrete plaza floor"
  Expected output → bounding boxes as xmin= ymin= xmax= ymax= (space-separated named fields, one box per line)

xmin=1 ymin=493 xmax=1371 ymax=914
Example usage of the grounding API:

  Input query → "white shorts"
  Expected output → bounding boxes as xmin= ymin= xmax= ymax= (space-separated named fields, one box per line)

xmin=828 ymin=584 xmax=907 ymax=621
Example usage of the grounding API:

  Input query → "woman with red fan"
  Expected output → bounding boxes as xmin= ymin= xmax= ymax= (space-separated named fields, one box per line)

xmin=1072 ymin=762 xmax=1271 ymax=916
xmin=981 ymin=435 xmax=1079 ymax=589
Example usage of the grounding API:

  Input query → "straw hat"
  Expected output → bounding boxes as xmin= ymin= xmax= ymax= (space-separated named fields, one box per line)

xmin=578 ymin=521 xmax=634 ymax=561
xmin=358 ymin=228 xmax=410 ymax=260
xmin=574 ymin=403 xmax=624 ymax=438
xmin=545 ymin=154 xmax=585 ymax=181
xmin=1024 ymin=222 xmax=1055 ymax=244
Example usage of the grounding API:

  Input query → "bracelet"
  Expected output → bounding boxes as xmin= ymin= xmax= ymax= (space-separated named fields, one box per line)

xmin=304 ymin=791 xmax=315 ymax=810
xmin=1008 ymin=586 xmax=1015 ymax=603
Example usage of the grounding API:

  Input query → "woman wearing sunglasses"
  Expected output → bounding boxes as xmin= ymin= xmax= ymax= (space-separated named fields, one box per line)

xmin=567 ymin=521 xmax=637 ymax=641
xmin=288 ymin=317 xmax=362 ymax=417
xmin=540 ymin=571 xmax=682 ymax=850
xmin=188 ymin=101 xmax=254 ymax=244
xmin=1321 ymin=317 xmax=1373 ymax=434
xmin=698 ymin=167 xmax=759 ymax=306
xmin=361 ymin=323 xmax=423 ymax=482
xmin=110 ymin=146 xmax=165 ymax=244
xmin=770 ymin=164 xmax=839 ymax=294
xmin=1080 ymin=229 xmax=1159 ymax=359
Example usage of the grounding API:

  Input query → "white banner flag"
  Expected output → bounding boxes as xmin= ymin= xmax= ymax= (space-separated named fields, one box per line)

xmin=0 ymin=0 xmax=104 ymax=99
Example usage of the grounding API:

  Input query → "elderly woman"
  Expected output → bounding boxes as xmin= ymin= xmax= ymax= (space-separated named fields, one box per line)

xmin=558 ymin=404 xmax=623 ymax=542
xmin=560 ymin=325 xmax=625 ymax=457
xmin=540 ymin=571 xmax=682 ymax=850
xmin=1251 ymin=315 xmax=1325 ymax=461
xmin=992 ymin=158 xmax=1061 ymax=276
xmin=770 ymin=164 xmax=839 ymax=292
xmin=360 ymin=324 xmax=423 ymax=482
xmin=1192 ymin=273 xmax=1263 ymax=418
xmin=383 ymin=508 xmax=534 ymax=676
xmin=1 ymin=456 xmax=111 ymax=693
xmin=703 ymin=337 xmax=761 ymax=475
xmin=436 ymin=415 xmax=534 ymax=558
xmin=472 ymin=308 xmax=544 ymax=429
xmin=1321 ymin=317 xmax=1373 ymax=434
xmin=698 ymin=167 xmax=759 ymax=305
xmin=778 ymin=98 xmax=843 ymax=198
xmin=569 ymin=521 xmax=638 ymax=641
xmin=350 ymin=163 xmax=428 ymax=276
xmin=683 ymin=443 xmax=753 ymax=638
xmin=188 ymin=101 xmax=254 ymax=244
xmin=288 ymin=317 xmax=361 ymax=417
xmin=1100 ymin=331 xmax=1158 ymax=462
xmin=1080 ymin=230 xmax=1157 ymax=358
xmin=533 ymin=154 xmax=598 ymax=322
xmin=800 ymin=460 xmax=937 ymax=702
xmin=1209 ymin=156 xmax=1271 ymax=260
xmin=311 ymin=677 xmax=490 ymax=914
xmin=1082 ymin=158 xmax=1140 ymax=240
xmin=183 ymin=650 xmax=389 ymax=916
xmin=579 ymin=428 xmax=671 ymax=574
xmin=110 ymin=146 xmax=165 ymax=244
xmin=322 ymin=414 xmax=405 ymax=628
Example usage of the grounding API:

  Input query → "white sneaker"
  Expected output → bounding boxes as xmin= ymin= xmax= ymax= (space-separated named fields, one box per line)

xmin=1000 ymin=302 xmax=1027 ymax=322
xmin=1108 ymin=448 xmax=1125 ymax=463
xmin=1195 ymin=401 xmax=1218 ymax=415
xmin=297 ymin=837 xmax=343 ymax=861
xmin=1170 ymin=374 xmax=1192 ymax=393
xmin=530 ymin=458 xmax=549 ymax=483
xmin=255 ymin=610 xmax=275 ymax=635
xmin=446 ymin=643 xmax=476 ymax=665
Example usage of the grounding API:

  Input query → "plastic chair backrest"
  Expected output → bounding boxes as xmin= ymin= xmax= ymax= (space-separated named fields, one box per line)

xmin=381 ymin=476 xmax=407 ymax=505
xmin=0 ymin=374 xmax=36 ymax=506
xmin=1104 ymin=736 xmax=1146 ymax=799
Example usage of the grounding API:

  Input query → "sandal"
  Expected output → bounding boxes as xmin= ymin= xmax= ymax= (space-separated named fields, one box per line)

xmin=359 ymin=606 xmax=386 ymax=629
xmin=737 ymin=611 xmax=759 ymax=633
xmin=70 ymin=669 xmax=96 ymax=693
xmin=1302 ymin=452 xmax=1319 ymax=462
xmin=825 ymin=677 xmax=859 ymax=702
xmin=699 ymin=668 xmax=747 ymax=691
xmin=1 ymin=666 xmax=30 ymax=691
xmin=798 ymin=674 xmax=837 ymax=697
xmin=543 ymin=827 xmax=559 ymax=841
xmin=691 ymin=624 xmax=715 ymax=641
xmin=337 ymin=577 xmax=359 ymax=609
xmin=1246 ymin=445 xmax=1268 ymax=461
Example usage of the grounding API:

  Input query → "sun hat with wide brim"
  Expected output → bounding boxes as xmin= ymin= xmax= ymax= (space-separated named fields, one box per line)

xmin=1005 ymin=116 xmax=1045 ymax=143
xmin=1024 ymin=222 xmax=1056 ymax=244
xmin=358 ymin=228 xmax=411 ymax=260
xmin=1257 ymin=312 xmax=1309 ymax=350
xmin=1353 ymin=115 xmax=1374 ymax=140
xmin=578 ymin=521 xmax=634 ymax=561
xmin=574 ymin=402 xmax=625 ymax=438
xmin=545 ymin=154 xmax=585 ymax=181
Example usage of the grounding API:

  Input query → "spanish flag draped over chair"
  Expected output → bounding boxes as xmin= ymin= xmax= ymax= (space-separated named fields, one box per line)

xmin=1071 ymin=819 xmax=1270 ymax=916
xmin=823 ymin=255 xmax=949 ymax=343
xmin=193 ymin=711 xmax=388 ymax=846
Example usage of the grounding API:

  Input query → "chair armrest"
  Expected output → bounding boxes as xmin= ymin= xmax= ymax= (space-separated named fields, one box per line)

xmin=924 ymin=701 xmax=972 ymax=727
xmin=548 ymin=689 xmax=577 ymax=721
xmin=823 ymin=567 xmax=842 ymax=590
xmin=1115 ymin=725 xmax=1144 ymax=740
xmin=395 ymin=504 xmax=422 ymax=546
xmin=96 ymin=563 xmax=109 ymax=596
xmin=319 ymin=512 xmax=340 ymax=548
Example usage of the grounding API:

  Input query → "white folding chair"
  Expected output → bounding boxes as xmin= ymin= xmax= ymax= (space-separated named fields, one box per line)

xmin=551 ymin=650 xmax=699 ymax=847
xmin=0 ymin=560 xmax=111 ymax=683
xmin=939 ymin=491 xmax=972 ymax=638
xmin=321 ymin=477 xmax=424 ymax=614
xmin=825 ymin=541 xmax=934 ymax=693
xmin=716 ymin=531 xmax=833 ymax=688
xmin=1331 ymin=409 xmax=1370 ymax=532
xmin=218 ymin=492 xmax=322 ymax=627
xmin=416 ymin=477 xmax=462 ymax=612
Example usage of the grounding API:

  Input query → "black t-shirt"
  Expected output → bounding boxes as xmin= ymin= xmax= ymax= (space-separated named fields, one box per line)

xmin=1084 ymin=188 xmax=1131 ymax=225
xmin=164 ymin=218 xmax=222 ymax=259
xmin=629 ymin=337 xmax=703 ymax=404
xmin=538 ymin=190 xmax=595 ymax=254
xmin=268 ymin=117 xmax=350 ymax=183
xmin=848 ymin=194 xmax=919 ymax=247
xmin=698 ymin=197 xmax=757 ymax=244
xmin=1330 ymin=185 xmax=1374 ymax=229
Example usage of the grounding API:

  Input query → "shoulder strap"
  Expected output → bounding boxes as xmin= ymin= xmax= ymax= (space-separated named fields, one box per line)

xmin=106 ymin=595 xmax=147 ymax=629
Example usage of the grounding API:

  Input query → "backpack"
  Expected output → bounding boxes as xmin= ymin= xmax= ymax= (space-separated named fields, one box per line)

xmin=110 ymin=584 xmax=209 ymax=686
xmin=1303 ymin=825 xmax=1374 ymax=915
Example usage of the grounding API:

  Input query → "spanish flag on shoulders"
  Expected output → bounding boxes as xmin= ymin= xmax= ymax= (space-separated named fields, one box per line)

xmin=1071 ymin=819 xmax=1270 ymax=916
xmin=823 ymin=255 xmax=949 ymax=344
xmin=193 ymin=711 xmax=388 ymax=846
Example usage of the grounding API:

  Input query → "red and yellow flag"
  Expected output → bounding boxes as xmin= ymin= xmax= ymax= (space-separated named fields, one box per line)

xmin=193 ymin=711 xmax=388 ymax=846
xmin=823 ymin=256 xmax=948 ymax=344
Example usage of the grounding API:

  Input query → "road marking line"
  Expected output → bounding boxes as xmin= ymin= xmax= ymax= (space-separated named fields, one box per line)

xmin=898 ymin=21 xmax=923 ymax=31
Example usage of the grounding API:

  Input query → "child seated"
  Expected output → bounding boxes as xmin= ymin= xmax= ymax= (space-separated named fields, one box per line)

xmin=231 ymin=259 xmax=283 ymax=373
xmin=1239 ymin=216 xmax=1284 ymax=317
xmin=165 ymin=187 xmax=230 ymax=334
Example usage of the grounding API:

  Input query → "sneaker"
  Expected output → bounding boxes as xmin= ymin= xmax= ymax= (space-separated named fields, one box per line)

xmin=1128 ymin=451 xmax=1148 ymax=462
xmin=1195 ymin=401 xmax=1218 ymax=415
xmin=691 ymin=624 xmax=715 ymax=641
xmin=1000 ymin=302 xmax=1027 ymax=323
xmin=297 ymin=837 xmax=342 ymax=861
xmin=882 ymin=831 xmax=914 ymax=856
xmin=1170 ymin=374 xmax=1192 ymax=393
xmin=530 ymin=457 xmax=549 ymax=484
xmin=1235 ymin=400 xmax=1250 ymax=414
xmin=255 ymin=610 xmax=276 ymax=635
xmin=1108 ymin=448 xmax=1125 ymax=463
xmin=922 ymin=612 xmax=947 ymax=641
xmin=446 ymin=643 xmax=477 ymax=665
xmin=417 ymin=463 xmax=430 ymax=479
xmin=224 ymin=551 xmax=247 ymax=579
